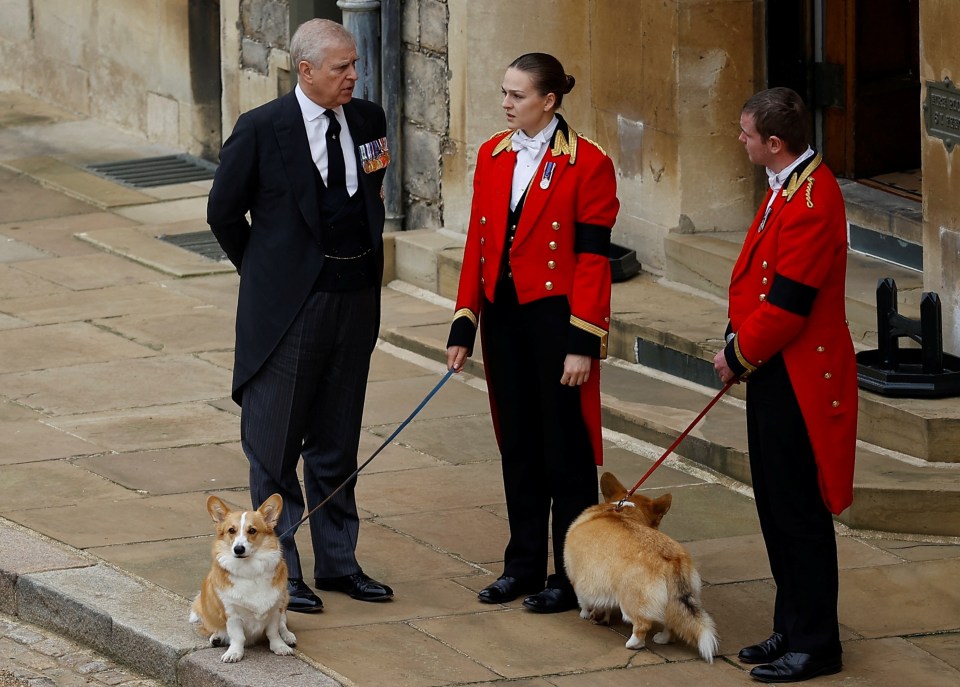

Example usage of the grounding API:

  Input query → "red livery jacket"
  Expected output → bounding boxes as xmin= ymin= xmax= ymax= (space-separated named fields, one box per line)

xmin=449 ymin=116 xmax=620 ymax=464
xmin=722 ymin=153 xmax=858 ymax=514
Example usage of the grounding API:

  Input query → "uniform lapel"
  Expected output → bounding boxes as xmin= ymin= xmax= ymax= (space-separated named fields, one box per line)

xmin=274 ymin=91 xmax=322 ymax=238
xmin=513 ymin=116 xmax=572 ymax=247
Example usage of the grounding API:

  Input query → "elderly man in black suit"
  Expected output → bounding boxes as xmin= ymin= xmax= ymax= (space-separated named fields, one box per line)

xmin=207 ymin=18 xmax=393 ymax=612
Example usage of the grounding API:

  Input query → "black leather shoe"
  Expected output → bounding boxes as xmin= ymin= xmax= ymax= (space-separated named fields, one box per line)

xmin=739 ymin=632 xmax=787 ymax=664
xmin=286 ymin=578 xmax=323 ymax=613
xmin=315 ymin=571 xmax=393 ymax=602
xmin=522 ymin=586 xmax=578 ymax=614
xmin=477 ymin=576 xmax=541 ymax=604
xmin=749 ymin=652 xmax=842 ymax=683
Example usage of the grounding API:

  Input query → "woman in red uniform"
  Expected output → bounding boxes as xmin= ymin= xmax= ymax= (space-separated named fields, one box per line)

xmin=446 ymin=53 xmax=619 ymax=613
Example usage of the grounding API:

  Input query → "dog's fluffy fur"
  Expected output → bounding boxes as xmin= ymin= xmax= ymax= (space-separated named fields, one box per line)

xmin=564 ymin=472 xmax=719 ymax=662
xmin=189 ymin=493 xmax=296 ymax=663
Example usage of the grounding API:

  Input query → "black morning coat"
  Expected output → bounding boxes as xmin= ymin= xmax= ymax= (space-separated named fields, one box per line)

xmin=207 ymin=90 xmax=388 ymax=404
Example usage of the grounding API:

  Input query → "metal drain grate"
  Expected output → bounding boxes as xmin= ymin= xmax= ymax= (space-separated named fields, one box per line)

xmin=158 ymin=231 xmax=228 ymax=262
xmin=87 ymin=154 xmax=217 ymax=188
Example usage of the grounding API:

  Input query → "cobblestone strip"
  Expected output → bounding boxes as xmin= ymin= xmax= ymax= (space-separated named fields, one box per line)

xmin=0 ymin=613 xmax=160 ymax=687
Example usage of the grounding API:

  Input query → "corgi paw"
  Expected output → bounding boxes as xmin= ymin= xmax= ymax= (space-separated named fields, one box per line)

xmin=270 ymin=641 xmax=296 ymax=656
xmin=220 ymin=647 xmax=244 ymax=663
xmin=281 ymin=629 xmax=297 ymax=646
xmin=625 ymin=635 xmax=645 ymax=650
xmin=653 ymin=630 xmax=672 ymax=645
xmin=209 ymin=632 xmax=228 ymax=648
xmin=580 ymin=608 xmax=591 ymax=620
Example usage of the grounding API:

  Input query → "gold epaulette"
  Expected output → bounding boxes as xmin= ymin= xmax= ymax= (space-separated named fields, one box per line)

xmin=781 ymin=153 xmax=822 ymax=204
xmin=491 ymin=130 xmax=514 ymax=157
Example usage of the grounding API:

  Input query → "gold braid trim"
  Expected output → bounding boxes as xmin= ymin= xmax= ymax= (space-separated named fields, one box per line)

xmin=491 ymin=130 xmax=515 ymax=157
xmin=805 ymin=176 xmax=815 ymax=208
xmin=453 ymin=308 xmax=478 ymax=327
xmin=570 ymin=315 xmax=609 ymax=359
xmin=733 ymin=335 xmax=759 ymax=377
xmin=781 ymin=152 xmax=822 ymax=202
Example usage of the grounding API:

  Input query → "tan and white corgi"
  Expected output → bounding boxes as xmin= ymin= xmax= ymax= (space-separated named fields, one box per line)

xmin=564 ymin=472 xmax=719 ymax=663
xmin=189 ymin=493 xmax=297 ymax=663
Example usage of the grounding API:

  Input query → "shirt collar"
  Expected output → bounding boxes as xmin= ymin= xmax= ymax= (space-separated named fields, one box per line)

xmin=295 ymin=84 xmax=343 ymax=122
xmin=512 ymin=115 xmax=559 ymax=150
xmin=767 ymin=146 xmax=814 ymax=191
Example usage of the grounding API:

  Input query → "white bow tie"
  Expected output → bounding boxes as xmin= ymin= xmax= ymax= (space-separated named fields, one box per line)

xmin=512 ymin=132 xmax=544 ymax=153
xmin=766 ymin=168 xmax=782 ymax=191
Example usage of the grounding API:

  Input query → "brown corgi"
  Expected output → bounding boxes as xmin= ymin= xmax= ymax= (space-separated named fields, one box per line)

xmin=189 ymin=493 xmax=296 ymax=662
xmin=564 ymin=472 xmax=718 ymax=663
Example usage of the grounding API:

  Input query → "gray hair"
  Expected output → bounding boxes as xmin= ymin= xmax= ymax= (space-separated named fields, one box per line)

xmin=290 ymin=19 xmax=356 ymax=69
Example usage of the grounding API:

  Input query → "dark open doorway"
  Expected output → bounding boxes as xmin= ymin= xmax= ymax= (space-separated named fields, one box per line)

xmin=766 ymin=0 xmax=921 ymax=200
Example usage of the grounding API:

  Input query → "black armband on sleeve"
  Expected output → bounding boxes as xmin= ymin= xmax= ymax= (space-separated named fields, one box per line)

xmin=574 ymin=222 xmax=612 ymax=256
xmin=768 ymin=273 xmax=818 ymax=316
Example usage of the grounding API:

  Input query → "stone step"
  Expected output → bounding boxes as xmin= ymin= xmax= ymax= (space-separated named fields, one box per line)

xmin=378 ymin=282 xmax=960 ymax=537
xmin=390 ymin=231 xmax=960 ymax=464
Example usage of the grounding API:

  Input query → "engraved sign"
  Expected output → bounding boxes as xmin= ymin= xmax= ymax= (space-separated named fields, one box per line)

xmin=924 ymin=78 xmax=960 ymax=151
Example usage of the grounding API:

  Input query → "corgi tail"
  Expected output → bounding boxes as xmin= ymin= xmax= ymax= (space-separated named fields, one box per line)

xmin=666 ymin=568 xmax=719 ymax=663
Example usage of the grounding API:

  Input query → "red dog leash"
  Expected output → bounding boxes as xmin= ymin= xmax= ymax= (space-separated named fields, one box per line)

xmin=617 ymin=380 xmax=735 ymax=509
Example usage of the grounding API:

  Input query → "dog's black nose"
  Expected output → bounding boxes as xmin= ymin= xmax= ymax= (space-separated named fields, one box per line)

xmin=233 ymin=545 xmax=246 ymax=556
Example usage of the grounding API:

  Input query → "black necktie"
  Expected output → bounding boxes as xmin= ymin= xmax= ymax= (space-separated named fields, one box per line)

xmin=323 ymin=109 xmax=348 ymax=201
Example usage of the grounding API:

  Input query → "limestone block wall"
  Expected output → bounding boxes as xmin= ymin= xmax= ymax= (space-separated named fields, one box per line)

xmin=401 ymin=0 xmax=450 ymax=231
xmin=919 ymin=0 xmax=960 ymax=354
xmin=219 ymin=0 xmax=293 ymax=141
xmin=440 ymin=0 xmax=758 ymax=272
xmin=0 ymin=0 xmax=221 ymax=159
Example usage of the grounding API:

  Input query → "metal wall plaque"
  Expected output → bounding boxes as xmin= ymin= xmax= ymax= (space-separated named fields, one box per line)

xmin=924 ymin=78 xmax=960 ymax=152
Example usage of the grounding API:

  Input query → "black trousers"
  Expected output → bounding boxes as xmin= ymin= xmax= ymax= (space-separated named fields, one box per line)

xmin=240 ymin=286 xmax=378 ymax=580
xmin=746 ymin=354 xmax=841 ymax=656
xmin=483 ymin=280 xmax=597 ymax=590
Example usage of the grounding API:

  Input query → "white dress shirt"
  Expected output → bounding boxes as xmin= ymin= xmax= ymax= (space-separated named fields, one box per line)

xmin=759 ymin=146 xmax=815 ymax=231
xmin=295 ymin=84 xmax=359 ymax=196
xmin=510 ymin=115 xmax=559 ymax=211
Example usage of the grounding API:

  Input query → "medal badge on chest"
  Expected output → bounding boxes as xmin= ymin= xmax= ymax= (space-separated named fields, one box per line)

xmin=358 ymin=137 xmax=391 ymax=174
xmin=540 ymin=161 xmax=556 ymax=190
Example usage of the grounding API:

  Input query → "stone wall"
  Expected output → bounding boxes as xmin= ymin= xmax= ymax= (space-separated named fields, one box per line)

xmin=0 ymin=0 xmax=222 ymax=159
xmin=919 ymin=0 xmax=960 ymax=354
xmin=440 ymin=0 xmax=758 ymax=271
xmin=401 ymin=0 xmax=450 ymax=231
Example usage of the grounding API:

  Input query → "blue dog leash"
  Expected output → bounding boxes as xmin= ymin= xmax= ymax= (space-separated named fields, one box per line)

xmin=278 ymin=367 xmax=455 ymax=544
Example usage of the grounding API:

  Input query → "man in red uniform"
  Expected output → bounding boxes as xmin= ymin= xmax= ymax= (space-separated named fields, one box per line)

xmin=714 ymin=87 xmax=857 ymax=683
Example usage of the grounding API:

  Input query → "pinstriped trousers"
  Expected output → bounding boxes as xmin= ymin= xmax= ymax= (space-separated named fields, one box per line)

xmin=240 ymin=286 xmax=378 ymax=581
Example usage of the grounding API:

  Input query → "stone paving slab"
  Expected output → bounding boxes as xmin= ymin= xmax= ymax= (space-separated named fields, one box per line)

xmin=0 ymin=355 xmax=232 ymax=415
xmin=44 ymin=402 xmax=239 ymax=453
xmin=0 ymin=522 xmax=91 ymax=615
xmin=0 ymin=235 xmax=49 ymax=263
xmin=0 ymin=166 xmax=101 ymax=225
xmin=838 ymin=558 xmax=960 ymax=637
xmin=0 ymin=419 xmax=100 ymax=465
xmin=12 ymin=253 xmax=164 ymax=291
xmin=0 ymin=321 xmax=151 ymax=373
xmin=0 ymin=282 xmax=208 ymax=325
xmin=0 ymin=211 xmax=139 ymax=258
xmin=0 ymin=262 xmax=68 ymax=298
xmin=111 ymin=198 xmax=208 ymax=225
xmin=1 ymin=157 xmax=156 ymax=208
xmin=73 ymin=445 xmax=249 ymax=495
xmin=78 ymin=226 xmax=234 ymax=278
xmin=93 ymin=309 xmax=237 ymax=355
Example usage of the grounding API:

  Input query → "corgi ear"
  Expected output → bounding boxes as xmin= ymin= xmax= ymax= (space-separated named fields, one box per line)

xmin=206 ymin=495 xmax=231 ymax=523
xmin=258 ymin=493 xmax=284 ymax=528
xmin=599 ymin=472 xmax=627 ymax=502
xmin=650 ymin=493 xmax=673 ymax=523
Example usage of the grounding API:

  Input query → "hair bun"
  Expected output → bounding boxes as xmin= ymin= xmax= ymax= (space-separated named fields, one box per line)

xmin=564 ymin=74 xmax=576 ymax=94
